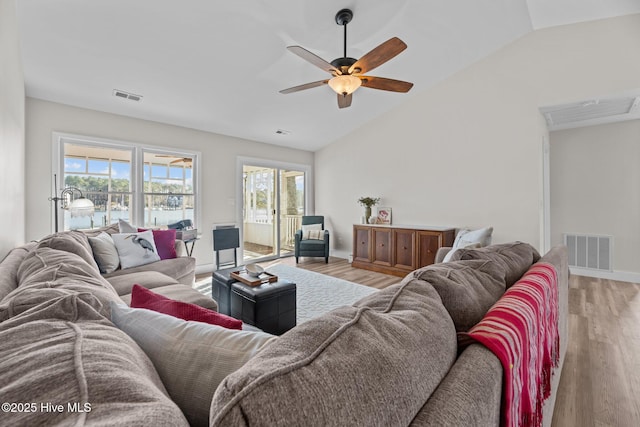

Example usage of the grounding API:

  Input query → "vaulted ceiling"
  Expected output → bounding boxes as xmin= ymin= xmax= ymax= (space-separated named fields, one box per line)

xmin=16 ymin=0 xmax=640 ymax=151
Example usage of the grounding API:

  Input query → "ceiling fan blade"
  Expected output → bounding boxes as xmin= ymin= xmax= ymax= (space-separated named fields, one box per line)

xmin=337 ymin=93 xmax=352 ymax=109
xmin=170 ymin=158 xmax=191 ymax=165
xmin=287 ymin=46 xmax=341 ymax=75
xmin=348 ymin=37 xmax=407 ymax=75
xmin=280 ymin=80 xmax=328 ymax=94
xmin=360 ymin=76 xmax=413 ymax=93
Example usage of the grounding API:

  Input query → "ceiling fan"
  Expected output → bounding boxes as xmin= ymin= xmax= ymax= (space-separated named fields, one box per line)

xmin=280 ymin=8 xmax=413 ymax=109
xmin=156 ymin=155 xmax=193 ymax=167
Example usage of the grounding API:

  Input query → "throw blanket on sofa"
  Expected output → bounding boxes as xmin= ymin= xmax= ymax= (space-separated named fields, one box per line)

xmin=458 ymin=262 xmax=559 ymax=427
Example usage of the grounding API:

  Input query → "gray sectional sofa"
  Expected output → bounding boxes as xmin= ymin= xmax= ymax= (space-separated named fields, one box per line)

xmin=0 ymin=232 xmax=568 ymax=427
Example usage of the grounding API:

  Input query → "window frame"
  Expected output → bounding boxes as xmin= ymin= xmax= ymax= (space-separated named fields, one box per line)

xmin=53 ymin=132 xmax=200 ymax=232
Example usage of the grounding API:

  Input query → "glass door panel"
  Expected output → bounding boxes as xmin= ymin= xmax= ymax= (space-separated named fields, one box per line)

xmin=243 ymin=166 xmax=276 ymax=261
xmin=280 ymin=170 xmax=305 ymax=256
xmin=242 ymin=165 xmax=306 ymax=262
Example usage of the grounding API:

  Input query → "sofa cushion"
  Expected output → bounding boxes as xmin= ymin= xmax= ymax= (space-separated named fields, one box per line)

xmin=412 ymin=259 xmax=507 ymax=332
xmin=81 ymin=222 xmax=120 ymax=237
xmin=9 ymin=247 xmax=121 ymax=319
xmin=112 ymin=230 xmax=161 ymax=269
xmin=210 ymin=278 xmax=457 ymax=426
xmin=105 ymin=270 xmax=179 ymax=295
xmin=449 ymin=241 xmax=541 ymax=288
xmin=411 ymin=344 xmax=502 ymax=426
xmin=103 ymin=256 xmax=196 ymax=286
xmin=0 ymin=295 xmax=189 ymax=426
xmin=36 ymin=231 xmax=100 ymax=272
xmin=0 ymin=242 xmax=37 ymax=301
xmin=131 ymin=285 xmax=238 ymax=328
xmin=111 ymin=303 xmax=275 ymax=427
xmin=88 ymin=232 xmax=120 ymax=274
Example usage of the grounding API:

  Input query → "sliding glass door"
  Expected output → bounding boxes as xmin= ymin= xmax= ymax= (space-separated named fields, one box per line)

xmin=242 ymin=164 xmax=306 ymax=262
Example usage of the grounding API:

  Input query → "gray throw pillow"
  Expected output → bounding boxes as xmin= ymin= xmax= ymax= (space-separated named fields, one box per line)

xmin=118 ymin=218 xmax=138 ymax=233
xmin=111 ymin=303 xmax=276 ymax=427
xmin=88 ymin=232 xmax=120 ymax=274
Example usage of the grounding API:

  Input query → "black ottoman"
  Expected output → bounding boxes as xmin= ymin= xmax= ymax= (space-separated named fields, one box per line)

xmin=230 ymin=280 xmax=296 ymax=335
xmin=211 ymin=265 xmax=245 ymax=315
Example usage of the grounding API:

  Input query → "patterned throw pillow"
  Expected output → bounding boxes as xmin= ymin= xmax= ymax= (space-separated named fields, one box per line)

xmin=112 ymin=230 xmax=161 ymax=269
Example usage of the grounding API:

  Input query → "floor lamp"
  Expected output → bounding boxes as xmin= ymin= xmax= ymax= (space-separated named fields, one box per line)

xmin=49 ymin=174 xmax=95 ymax=232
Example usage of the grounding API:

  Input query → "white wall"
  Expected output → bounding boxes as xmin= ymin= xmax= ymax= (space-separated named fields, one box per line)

xmin=316 ymin=14 xmax=640 ymax=259
xmin=25 ymin=98 xmax=313 ymax=270
xmin=0 ymin=0 xmax=26 ymax=260
xmin=550 ymin=120 xmax=640 ymax=276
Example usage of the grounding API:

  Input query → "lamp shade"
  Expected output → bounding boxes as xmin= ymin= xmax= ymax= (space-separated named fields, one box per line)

xmin=328 ymin=75 xmax=362 ymax=96
xmin=68 ymin=197 xmax=95 ymax=218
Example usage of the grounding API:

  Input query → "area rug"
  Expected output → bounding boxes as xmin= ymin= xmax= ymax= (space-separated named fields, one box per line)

xmin=195 ymin=264 xmax=378 ymax=325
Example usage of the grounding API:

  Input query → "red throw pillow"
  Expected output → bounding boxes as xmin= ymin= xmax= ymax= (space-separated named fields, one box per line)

xmin=138 ymin=228 xmax=177 ymax=260
xmin=130 ymin=284 xmax=242 ymax=330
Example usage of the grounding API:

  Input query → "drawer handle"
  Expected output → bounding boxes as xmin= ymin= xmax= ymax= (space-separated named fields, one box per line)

xmin=380 ymin=244 xmax=384 ymax=247
xmin=403 ymin=246 xmax=407 ymax=250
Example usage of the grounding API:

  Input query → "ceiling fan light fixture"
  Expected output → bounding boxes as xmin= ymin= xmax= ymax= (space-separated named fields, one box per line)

xmin=328 ymin=74 xmax=361 ymax=96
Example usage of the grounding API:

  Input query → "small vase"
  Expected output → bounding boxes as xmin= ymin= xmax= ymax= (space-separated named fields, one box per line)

xmin=364 ymin=207 xmax=372 ymax=220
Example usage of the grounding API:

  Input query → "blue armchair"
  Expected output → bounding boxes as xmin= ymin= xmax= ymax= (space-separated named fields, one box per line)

xmin=294 ymin=216 xmax=329 ymax=264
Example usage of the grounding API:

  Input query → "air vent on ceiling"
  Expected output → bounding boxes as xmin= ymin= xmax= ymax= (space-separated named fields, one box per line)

xmin=113 ymin=89 xmax=143 ymax=102
xmin=541 ymin=96 xmax=640 ymax=130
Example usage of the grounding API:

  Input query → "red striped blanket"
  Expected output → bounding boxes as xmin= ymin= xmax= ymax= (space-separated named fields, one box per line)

xmin=458 ymin=262 xmax=559 ymax=427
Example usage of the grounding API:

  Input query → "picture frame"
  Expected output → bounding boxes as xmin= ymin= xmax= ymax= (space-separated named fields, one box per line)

xmin=376 ymin=207 xmax=392 ymax=225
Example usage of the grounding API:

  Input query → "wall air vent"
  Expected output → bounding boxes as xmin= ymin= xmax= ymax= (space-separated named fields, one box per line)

xmin=540 ymin=96 xmax=640 ymax=131
xmin=564 ymin=233 xmax=612 ymax=271
xmin=113 ymin=89 xmax=143 ymax=102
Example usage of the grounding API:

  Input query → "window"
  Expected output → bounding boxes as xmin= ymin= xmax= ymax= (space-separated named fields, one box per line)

xmin=56 ymin=134 xmax=198 ymax=231
xmin=142 ymin=152 xmax=194 ymax=228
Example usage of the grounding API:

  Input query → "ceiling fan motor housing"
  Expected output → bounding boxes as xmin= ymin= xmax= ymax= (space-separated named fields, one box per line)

xmin=330 ymin=57 xmax=358 ymax=74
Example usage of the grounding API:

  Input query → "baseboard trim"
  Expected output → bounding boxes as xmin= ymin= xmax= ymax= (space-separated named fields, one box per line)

xmin=570 ymin=267 xmax=640 ymax=284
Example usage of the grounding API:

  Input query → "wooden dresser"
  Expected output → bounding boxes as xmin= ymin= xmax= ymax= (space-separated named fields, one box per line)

xmin=352 ymin=224 xmax=455 ymax=277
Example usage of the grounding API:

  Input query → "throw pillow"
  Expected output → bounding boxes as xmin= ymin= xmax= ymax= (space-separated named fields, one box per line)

xmin=452 ymin=226 xmax=493 ymax=249
xmin=303 ymin=229 xmax=324 ymax=240
xmin=110 ymin=302 xmax=276 ymax=427
xmin=118 ymin=218 xmax=138 ymax=233
xmin=138 ymin=228 xmax=178 ymax=260
xmin=130 ymin=284 xmax=242 ymax=330
xmin=88 ymin=232 xmax=120 ymax=273
xmin=442 ymin=242 xmax=482 ymax=263
xmin=111 ymin=230 xmax=161 ymax=269
xmin=302 ymin=224 xmax=324 ymax=240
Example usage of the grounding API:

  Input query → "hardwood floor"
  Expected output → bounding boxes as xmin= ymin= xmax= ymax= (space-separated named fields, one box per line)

xmin=199 ymin=258 xmax=640 ymax=426
xmin=551 ymin=275 xmax=640 ymax=427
